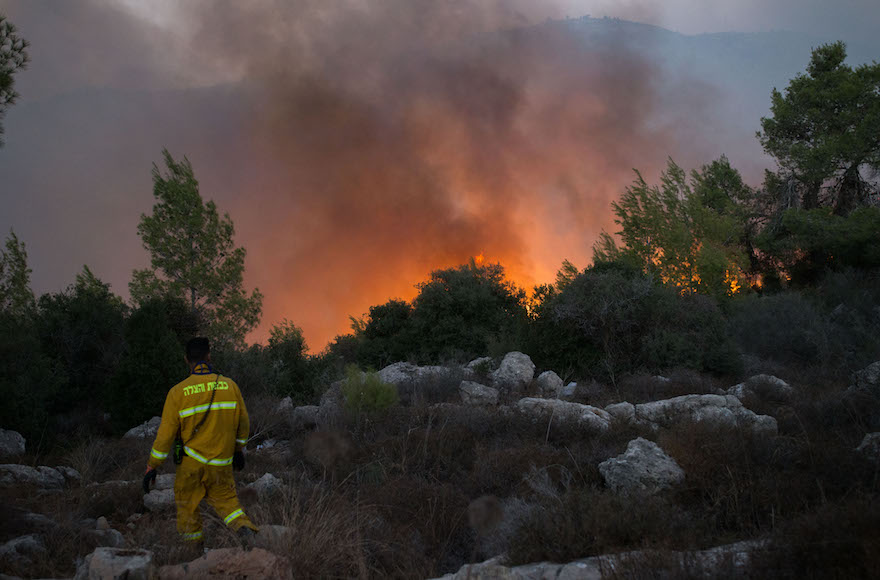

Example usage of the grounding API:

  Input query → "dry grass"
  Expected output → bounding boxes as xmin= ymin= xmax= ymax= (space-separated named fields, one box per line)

xmin=5 ymin=361 xmax=880 ymax=578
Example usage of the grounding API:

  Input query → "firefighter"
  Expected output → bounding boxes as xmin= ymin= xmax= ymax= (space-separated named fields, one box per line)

xmin=143 ymin=337 xmax=258 ymax=547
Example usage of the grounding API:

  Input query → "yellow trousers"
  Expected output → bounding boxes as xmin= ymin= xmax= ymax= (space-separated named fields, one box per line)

xmin=174 ymin=455 xmax=258 ymax=542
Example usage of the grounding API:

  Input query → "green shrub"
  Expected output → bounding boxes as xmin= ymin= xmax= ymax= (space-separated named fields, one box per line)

xmin=531 ymin=267 xmax=740 ymax=380
xmin=341 ymin=365 xmax=398 ymax=414
xmin=106 ymin=298 xmax=188 ymax=433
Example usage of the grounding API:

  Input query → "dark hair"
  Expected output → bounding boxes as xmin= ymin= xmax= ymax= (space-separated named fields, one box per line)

xmin=186 ymin=337 xmax=211 ymax=363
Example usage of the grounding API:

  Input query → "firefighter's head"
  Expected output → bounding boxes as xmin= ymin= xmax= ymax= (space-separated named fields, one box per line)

xmin=185 ymin=337 xmax=211 ymax=365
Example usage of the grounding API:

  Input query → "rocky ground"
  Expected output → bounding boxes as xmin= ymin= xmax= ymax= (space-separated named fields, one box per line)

xmin=1 ymin=355 xmax=879 ymax=579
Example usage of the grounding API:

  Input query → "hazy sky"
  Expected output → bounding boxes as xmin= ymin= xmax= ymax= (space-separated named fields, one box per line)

xmin=1 ymin=0 xmax=877 ymax=349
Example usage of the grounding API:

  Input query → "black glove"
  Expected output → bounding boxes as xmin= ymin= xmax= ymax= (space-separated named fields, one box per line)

xmin=143 ymin=467 xmax=157 ymax=494
xmin=232 ymin=450 xmax=245 ymax=471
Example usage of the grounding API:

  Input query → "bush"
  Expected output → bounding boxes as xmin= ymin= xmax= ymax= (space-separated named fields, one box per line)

xmin=730 ymin=274 xmax=880 ymax=373
xmin=531 ymin=268 xmax=740 ymax=380
xmin=37 ymin=267 xmax=127 ymax=418
xmin=408 ymin=262 xmax=529 ymax=363
xmin=105 ymin=298 xmax=188 ymax=433
xmin=0 ymin=313 xmax=65 ymax=447
xmin=341 ymin=365 xmax=399 ymax=414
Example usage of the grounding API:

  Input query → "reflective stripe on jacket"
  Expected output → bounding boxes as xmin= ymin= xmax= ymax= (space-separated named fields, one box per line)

xmin=148 ymin=363 xmax=250 ymax=469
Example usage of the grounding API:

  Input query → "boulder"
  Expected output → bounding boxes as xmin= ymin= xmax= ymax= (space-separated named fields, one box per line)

xmin=21 ymin=511 xmax=57 ymax=531
xmin=728 ymin=374 xmax=793 ymax=401
xmin=0 ymin=464 xmax=71 ymax=489
xmin=158 ymin=547 xmax=292 ymax=580
xmin=378 ymin=362 xmax=452 ymax=386
xmin=848 ymin=361 xmax=880 ymax=397
xmin=155 ymin=474 xmax=175 ymax=490
xmin=123 ymin=416 xmax=162 ymax=439
xmin=856 ymin=432 xmax=880 ymax=463
xmin=599 ymin=437 xmax=684 ymax=495
xmin=290 ymin=405 xmax=320 ymax=430
xmin=463 ymin=356 xmax=494 ymax=381
xmin=459 ymin=381 xmax=499 ymax=407
xmin=276 ymin=396 xmax=294 ymax=413
xmin=84 ymin=528 xmax=126 ymax=548
xmin=0 ymin=429 xmax=25 ymax=457
xmin=561 ymin=382 xmax=578 ymax=399
xmin=516 ymin=398 xmax=611 ymax=433
xmin=491 ymin=352 xmax=535 ymax=394
xmin=853 ymin=361 xmax=880 ymax=391
xmin=536 ymin=371 xmax=564 ymax=398
xmin=605 ymin=402 xmax=636 ymax=424
xmin=143 ymin=489 xmax=175 ymax=512
xmin=56 ymin=465 xmax=82 ymax=484
xmin=246 ymin=473 xmax=285 ymax=500
xmin=633 ymin=394 xmax=777 ymax=436
xmin=76 ymin=547 xmax=154 ymax=580
xmin=432 ymin=540 xmax=763 ymax=580
xmin=0 ymin=535 xmax=46 ymax=568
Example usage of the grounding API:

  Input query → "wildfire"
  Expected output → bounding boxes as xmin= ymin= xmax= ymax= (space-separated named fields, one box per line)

xmin=474 ymin=253 xmax=486 ymax=266
xmin=650 ymin=241 xmax=745 ymax=296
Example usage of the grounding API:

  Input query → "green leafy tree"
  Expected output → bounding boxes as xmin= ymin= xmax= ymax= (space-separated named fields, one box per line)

xmin=0 ymin=231 xmax=63 ymax=446
xmin=409 ymin=261 xmax=528 ymax=362
xmin=131 ymin=149 xmax=263 ymax=348
xmin=266 ymin=319 xmax=315 ymax=403
xmin=357 ymin=299 xmax=415 ymax=369
xmin=532 ymin=266 xmax=739 ymax=381
xmin=0 ymin=14 xmax=29 ymax=147
xmin=758 ymin=42 xmax=880 ymax=216
xmin=106 ymin=297 xmax=188 ymax=432
xmin=595 ymin=157 xmax=754 ymax=297
xmin=37 ymin=267 xmax=127 ymax=417
xmin=0 ymin=230 xmax=35 ymax=316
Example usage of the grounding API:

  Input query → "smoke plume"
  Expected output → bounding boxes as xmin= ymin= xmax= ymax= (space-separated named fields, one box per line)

xmin=1 ymin=0 xmax=717 ymax=349
xmin=175 ymin=0 xmax=692 ymax=347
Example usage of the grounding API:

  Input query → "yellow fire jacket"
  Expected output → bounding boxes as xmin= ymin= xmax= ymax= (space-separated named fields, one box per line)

xmin=148 ymin=363 xmax=250 ymax=469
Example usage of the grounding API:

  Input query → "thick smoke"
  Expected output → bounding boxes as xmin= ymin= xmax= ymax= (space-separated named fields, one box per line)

xmin=1 ymin=0 xmax=716 ymax=349
xmin=173 ymin=0 xmax=688 ymax=347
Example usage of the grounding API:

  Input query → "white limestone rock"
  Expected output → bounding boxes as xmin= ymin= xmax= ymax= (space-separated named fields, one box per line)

xmin=378 ymin=362 xmax=452 ymax=385
xmin=464 ymin=357 xmax=494 ymax=379
xmin=246 ymin=473 xmax=286 ymax=500
xmin=155 ymin=473 xmax=175 ymax=490
xmin=459 ymin=381 xmax=499 ymax=407
xmin=123 ymin=416 xmax=161 ymax=439
xmin=517 ymin=398 xmax=611 ymax=433
xmin=290 ymin=405 xmax=320 ymax=430
xmin=491 ymin=352 xmax=535 ymax=394
xmin=633 ymin=394 xmax=777 ymax=435
xmin=432 ymin=540 xmax=763 ymax=580
xmin=0 ymin=534 xmax=47 ymax=568
xmin=853 ymin=361 xmax=880 ymax=391
xmin=856 ymin=432 xmax=880 ymax=463
xmin=84 ymin=528 xmax=126 ymax=548
xmin=0 ymin=464 xmax=70 ymax=489
xmin=605 ymin=402 xmax=636 ymax=424
xmin=728 ymin=374 xmax=793 ymax=401
xmin=0 ymin=429 xmax=25 ymax=457
xmin=75 ymin=547 xmax=154 ymax=580
xmin=536 ymin=371 xmax=564 ymax=398
xmin=143 ymin=488 xmax=175 ymax=512
xmin=599 ymin=437 xmax=684 ymax=495
xmin=276 ymin=396 xmax=294 ymax=413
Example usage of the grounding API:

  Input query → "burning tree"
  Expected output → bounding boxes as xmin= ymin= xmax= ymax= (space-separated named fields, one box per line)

xmin=594 ymin=157 xmax=755 ymax=297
